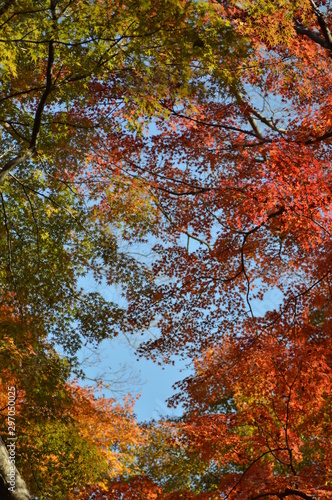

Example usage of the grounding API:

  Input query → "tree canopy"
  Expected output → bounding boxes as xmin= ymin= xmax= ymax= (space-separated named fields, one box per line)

xmin=0 ymin=0 xmax=332 ymax=499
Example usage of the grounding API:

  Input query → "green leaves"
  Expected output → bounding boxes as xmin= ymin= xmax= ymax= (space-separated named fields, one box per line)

xmin=75 ymin=292 xmax=124 ymax=343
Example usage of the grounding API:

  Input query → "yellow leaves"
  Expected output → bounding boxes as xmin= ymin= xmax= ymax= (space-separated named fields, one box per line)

xmin=45 ymin=205 xmax=59 ymax=217
xmin=0 ymin=335 xmax=17 ymax=353
xmin=0 ymin=46 xmax=18 ymax=79
xmin=232 ymin=0 xmax=312 ymax=50
xmin=104 ymin=175 xmax=158 ymax=237
xmin=64 ymin=383 xmax=144 ymax=479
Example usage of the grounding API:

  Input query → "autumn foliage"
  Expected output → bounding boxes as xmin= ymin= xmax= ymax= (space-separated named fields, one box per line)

xmin=1 ymin=0 xmax=332 ymax=499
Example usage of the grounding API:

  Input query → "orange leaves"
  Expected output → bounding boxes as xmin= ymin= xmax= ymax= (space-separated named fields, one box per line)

xmin=173 ymin=315 xmax=332 ymax=498
xmin=63 ymin=383 xmax=144 ymax=479
xmin=0 ymin=291 xmax=144 ymax=497
xmin=3 ymin=0 xmax=332 ymax=498
xmin=79 ymin=476 xmax=164 ymax=500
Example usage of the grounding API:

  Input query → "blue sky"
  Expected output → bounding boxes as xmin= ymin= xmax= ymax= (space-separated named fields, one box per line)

xmin=79 ymin=336 xmax=191 ymax=421
xmin=76 ymin=269 xmax=283 ymax=422
xmin=76 ymin=265 xmax=193 ymax=422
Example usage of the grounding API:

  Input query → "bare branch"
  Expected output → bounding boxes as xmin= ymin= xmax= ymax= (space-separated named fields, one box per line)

xmin=234 ymin=89 xmax=286 ymax=136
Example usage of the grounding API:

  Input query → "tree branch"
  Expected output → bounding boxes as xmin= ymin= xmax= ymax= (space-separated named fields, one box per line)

xmin=294 ymin=21 xmax=331 ymax=50
xmin=233 ymin=89 xmax=286 ymax=136
xmin=0 ymin=1 xmax=56 ymax=183
xmin=0 ymin=0 xmax=15 ymax=18
xmin=161 ymin=103 xmax=262 ymax=139
xmin=226 ymin=448 xmax=289 ymax=499
xmin=309 ymin=0 xmax=332 ymax=46
xmin=251 ymin=489 xmax=315 ymax=500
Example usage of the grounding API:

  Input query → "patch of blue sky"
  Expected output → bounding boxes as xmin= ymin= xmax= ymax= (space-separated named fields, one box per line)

xmin=72 ymin=225 xmax=192 ymax=421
